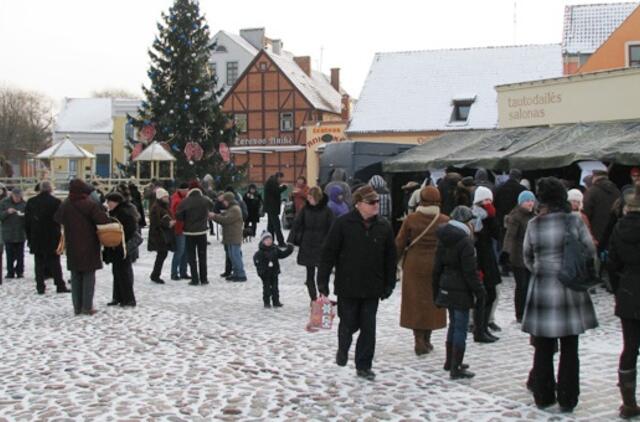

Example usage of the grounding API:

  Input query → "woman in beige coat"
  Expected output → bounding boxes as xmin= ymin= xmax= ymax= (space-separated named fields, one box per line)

xmin=396 ymin=186 xmax=449 ymax=355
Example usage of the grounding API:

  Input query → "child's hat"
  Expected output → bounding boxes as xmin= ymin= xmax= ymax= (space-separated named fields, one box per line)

xmin=260 ymin=231 xmax=273 ymax=243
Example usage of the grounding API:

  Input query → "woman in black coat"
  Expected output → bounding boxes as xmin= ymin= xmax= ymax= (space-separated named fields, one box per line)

xmin=243 ymin=184 xmax=263 ymax=237
xmin=433 ymin=206 xmax=485 ymax=379
xmin=148 ymin=189 xmax=175 ymax=284
xmin=103 ymin=192 xmax=139 ymax=307
xmin=288 ymin=186 xmax=334 ymax=301
xmin=609 ymin=185 xmax=640 ymax=419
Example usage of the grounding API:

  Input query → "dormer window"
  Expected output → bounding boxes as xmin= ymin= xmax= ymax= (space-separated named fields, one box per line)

xmin=215 ymin=44 xmax=227 ymax=53
xmin=629 ymin=44 xmax=640 ymax=67
xmin=450 ymin=96 xmax=475 ymax=123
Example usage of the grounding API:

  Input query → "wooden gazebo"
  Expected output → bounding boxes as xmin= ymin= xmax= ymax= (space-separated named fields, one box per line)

xmin=132 ymin=141 xmax=176 ymax=180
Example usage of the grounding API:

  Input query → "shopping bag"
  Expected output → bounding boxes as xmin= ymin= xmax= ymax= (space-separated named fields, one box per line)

xmin=306 ymin=296 xmax=336 ymax=332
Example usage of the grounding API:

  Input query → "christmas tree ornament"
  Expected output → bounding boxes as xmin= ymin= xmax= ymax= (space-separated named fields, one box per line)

xmin=200 ymin=123 xmax=211 ymax=139
xmin=185 ymin=94 xmax=190 ymax=100
xmin=139 ymin=124 xmax=157 ymax=143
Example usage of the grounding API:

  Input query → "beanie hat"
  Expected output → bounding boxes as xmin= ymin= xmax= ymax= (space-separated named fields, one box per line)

xmin=509 ymin=169 xmax=523 ymax=181
xmin=518 ymin=190 xmax=536 ymax=205
xmin=461 ymin=176 xmax=475 ymax=187
xmin=352 ymin=185 xmax=379 ymax=205
xmin=450 ymin=206 xmax=474 ymax=223
xmin=260 ymin=231 xmax=273 ymax=243
xmin=223 ymin=192 xmax=236 ymax=203
xmin=188 ymin=180 xmax=201 ymax=190
xmin=179 ymin=182 xmax=189 ymax=189
xmin=537 ymin=177 xmax=567 ymax=207
xmin=567 ymin=189 xmax=583 ymax=204
xmin=419 ymin=186 xmax=441 ymax=206
xmin=155 ymin=188 xmax=169 ymax=200
xmin=473 ymin=186 xmax=493 ymax=204
xmin=105 ymin=192 xmax=124 ymax=203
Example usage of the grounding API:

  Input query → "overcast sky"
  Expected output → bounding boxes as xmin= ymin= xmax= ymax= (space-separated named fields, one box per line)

xmin=0 ymin=0 xmax=630 ymax=106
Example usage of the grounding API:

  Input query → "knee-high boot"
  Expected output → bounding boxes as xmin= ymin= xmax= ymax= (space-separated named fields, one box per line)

xmin=619 ymin=369 xmax=640 ymax=419
xmin=450 ymin=347 xmax=475 ymax=379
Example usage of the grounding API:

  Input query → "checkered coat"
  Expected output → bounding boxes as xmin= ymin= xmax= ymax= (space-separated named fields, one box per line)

xmin=521 ymin=211 xmax=598 ymax=338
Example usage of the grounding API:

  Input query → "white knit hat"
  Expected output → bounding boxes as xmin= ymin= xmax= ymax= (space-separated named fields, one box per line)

xmin=260 ymin=231 xmax=273 ymax=244
xmin=155 ymin=188 xmax=169 ymax=200
xmin=567 ymin=189 xmax=583 ymax=204
xmin=473 ymin=186 xmax=493 ymax=204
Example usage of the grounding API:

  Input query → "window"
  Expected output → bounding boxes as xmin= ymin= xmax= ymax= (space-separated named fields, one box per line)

xmin=69 ymin=159 xmax=78 ymax=175
xmin=125 ymin=122 xmax=136 ymax=140
xmin=450 ymin=100 xmax=474 ymax=123
xmin=96 ymin=154 xmax=111 ymax=178
xmin=215 ymin=44 xmax=227 ymax=53
xmin=629 ymin=44 xmax=640 ymax=67
xmin=226 ymin=61 xmax=239 ymax=86
xmin=280 ymin=112 xmax=294 ymax=132
xmin=235 ymin=113 xmax=248 ymax=133
xmin=210 ymin=62 xmax=217 ymax=76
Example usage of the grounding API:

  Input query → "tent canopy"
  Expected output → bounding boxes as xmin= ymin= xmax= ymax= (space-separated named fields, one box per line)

xmin=36 ymin=136 xmax=96 ymax=159
xmin=133 ymin=141 xmax=176 ymax=162
xmin=383 ymin=121 xmax=640 ymax=173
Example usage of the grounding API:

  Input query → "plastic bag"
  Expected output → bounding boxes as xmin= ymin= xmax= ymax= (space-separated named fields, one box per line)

xmin=306 ymin=296 xmax=336 ymax=332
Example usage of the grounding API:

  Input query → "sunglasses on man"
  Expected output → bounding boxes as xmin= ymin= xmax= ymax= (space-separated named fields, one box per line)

xmin=363 ymin=199 xmax=380 ymax=205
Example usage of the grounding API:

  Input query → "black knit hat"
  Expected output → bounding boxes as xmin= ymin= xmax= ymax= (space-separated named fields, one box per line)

xmin=537 ymin=177 xmax=567 ymax=208
xmin=105 ymin=192 xmax=124 ymax=203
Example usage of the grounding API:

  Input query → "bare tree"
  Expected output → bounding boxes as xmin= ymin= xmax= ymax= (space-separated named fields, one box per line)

xmin=0 ymin=86 xmax=54 ymax=161
xmin=92 ymin=88 xmax=139 ymax=99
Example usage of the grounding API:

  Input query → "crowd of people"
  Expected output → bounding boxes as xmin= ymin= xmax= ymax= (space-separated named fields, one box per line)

xmin=2 ymin=165 xmax=640 ymax=417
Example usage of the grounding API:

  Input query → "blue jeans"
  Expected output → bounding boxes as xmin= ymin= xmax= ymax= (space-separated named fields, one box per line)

xmin=171 ymin=234 xmax=188 ymax=277
xmin=447 ymin=308 xmax=470 ymax=349
xmin=227 ymin=244 xmax=246 ymax=278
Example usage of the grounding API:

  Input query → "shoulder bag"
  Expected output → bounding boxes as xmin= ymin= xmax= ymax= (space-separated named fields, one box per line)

xmin=399 ymin=213 xmax=441 ymax=267
xmin=558 ymin=214 xmax=597 ymax=291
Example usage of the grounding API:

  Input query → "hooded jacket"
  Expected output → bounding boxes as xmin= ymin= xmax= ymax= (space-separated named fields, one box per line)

xmin=175 ymin=189 xmax=213 ymax=236
xmin=211 ymin=198 xmax=244 ymax=245
xmin=253 ymin=240 xmax=294 ymax=279
xmin=327 ymin=185 xmax=349 ymax=217
xmin=324 ymin=168 xmax=352 ymax=208
xmin=287 ymin=193 xmax=335 ymax=267
xmin=369 ymin=175 xmax=391 ymax=220
xmin=609 ymin=212 xmax=640 ymax=319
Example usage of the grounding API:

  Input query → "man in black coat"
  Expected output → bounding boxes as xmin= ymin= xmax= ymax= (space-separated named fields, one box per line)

xmin=318 ymin=185 xmax=397 ymax=381
xmin=263 ymin=172 xmax=287 ymax=245
xmin=494 ymin=169 xmax=526 ymax=275
xmin=25 ymin=181 xmax=70 ymax=294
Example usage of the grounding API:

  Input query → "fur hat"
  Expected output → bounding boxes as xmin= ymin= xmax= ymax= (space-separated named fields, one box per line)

xmin=518 ymin=190 xmax=536 ymax=205
xmin=155 ymin=188 xmax=169 ymax=200
xmin=352 ymin=185 xmax=379 ymax=204
xmin=260 ymin=231 xmax=273 ymax=243
xmin=223 ymin=192 xmax=236 ymax=203
xmin=450 ymin=206 xmax=474 ymax=223
xmin=473 ymin=186 xmax=493 ymax=204
xmin=419 ymin=186 xmax=441 ymax=206
xmin=567 ymin=189 xmax=583 ymax=204
xmin=537 ymin=177 xmax=568 ymax=207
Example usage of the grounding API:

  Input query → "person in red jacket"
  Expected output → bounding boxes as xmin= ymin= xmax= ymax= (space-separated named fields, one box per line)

xmin=170 ymin=182 xmax=190 ymax=280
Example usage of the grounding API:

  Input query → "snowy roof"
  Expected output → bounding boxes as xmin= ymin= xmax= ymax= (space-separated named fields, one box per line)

xmin=347 ymin=44 xmax=562 ymax=134
xmin=36 ymin=136 xmax=96 ymax=159
xmin=562 ymin=2 xmax=639 ymax=54
xmin=266 ymin=50 xmax=343 ymax=114
xmin=217 ymin=30 xmax=259 ymax=55
xmin=133 ymin=141 xmax=176 ymax=162
xmin=55 ymin=98 xmax=113 ymax=133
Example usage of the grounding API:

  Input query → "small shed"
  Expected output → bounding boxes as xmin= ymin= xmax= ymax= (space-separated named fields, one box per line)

xmin=132 ymin=141 xmax=176 ymax=180
xmin=36 ymin=135 xmax=96 ymax=181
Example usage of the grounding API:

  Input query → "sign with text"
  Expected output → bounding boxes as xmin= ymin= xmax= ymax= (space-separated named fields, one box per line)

xmin=234 ymin=136 xmax=294 ymax=147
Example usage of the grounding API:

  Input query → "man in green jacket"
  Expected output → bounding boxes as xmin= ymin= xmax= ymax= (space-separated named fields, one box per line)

xmin=211 ymin=192 xmax=246 ymax=282
xmin=0 ymin=188 xmax=26 ymax=279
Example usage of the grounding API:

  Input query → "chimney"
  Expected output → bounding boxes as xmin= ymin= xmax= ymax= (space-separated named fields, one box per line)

xmin=330 ymin=68 xmax=340 ymax=91
xmin=272 ymin=39 xmax=282 ymax=55
xmin=293 ymin=56 xmax=311 ymax=76
xmin=341 ymin=94 xmax=350 ymax=121
xmin=239 ymin=28 xmax=266 ymax=50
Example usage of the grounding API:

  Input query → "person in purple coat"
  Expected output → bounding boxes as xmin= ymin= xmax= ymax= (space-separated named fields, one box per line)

xmin=328 ymin=185 xmax=349 ymax=218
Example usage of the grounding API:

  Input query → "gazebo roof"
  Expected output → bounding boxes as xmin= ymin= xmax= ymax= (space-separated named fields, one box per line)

xmin=133 ymin=141 xmax=176 ymax=162
xmin=36 ymin=136 xmax=96 ymax=159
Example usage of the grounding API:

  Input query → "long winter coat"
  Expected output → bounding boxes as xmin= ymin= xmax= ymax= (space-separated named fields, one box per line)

xmin=288 ymin=194 xmax=334 ymax=267
xmin=211 ymin=201 xmax=244 ymax=245
xmin=243 ymin=190 xmax=263 ymax=224
xmin=148 ymin=201 xmax=173 ymax=252
xmin=25 ymin=192 xmax=61 ymax=255
xmin=0 ymin=196 xmax=26 ymax=243
xmin=583 ymin=177 xmax=620 ymax=244
xmin=263 ymin=175 xmax=286 ymax=215
xmin=609 ymin=212 xmax=640 ymax=320
xmin=433 ymin=222 xmax=485 ymax=310
xmin=318 ymin=209 xmax=397 ymax=299
xmin=396 ymin=206 xmax=448 ymax=330
xmin=103 ymin=202 xmax=139 ymax=262
xmin=437 ymin=173 xmax=462 ymax=216
xmin=54 ymin=196 xmax=110 ymax=272
xmin=502 ymin=205 xmax=534 ymax=269
xmin=521 ymin=211 xmax=598 ymax=338
xmin=176 ymin=189 xmax=213 ymax=235
xmin=474 ymin=211 xmax=502 ymax=287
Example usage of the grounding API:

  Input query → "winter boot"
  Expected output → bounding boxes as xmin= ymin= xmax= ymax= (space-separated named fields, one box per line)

xmin=450 ymin=347 xmax=475 ymax=379
xmin=473 ymin=304 xmax=496 ymax=343
xmin=619 ymin=369 xmax=640 ymax=419
xmin=413 ymin=330 xmax=428 ymax=356
xmin=444 ymin=342 xmax=468 ymax=371
xmin=424 ymin=330 xmax=434 ymax=353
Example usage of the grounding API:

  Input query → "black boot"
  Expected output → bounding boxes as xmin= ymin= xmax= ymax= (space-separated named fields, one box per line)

xmin=444 ymin=342 xmax=469 ymax=371
xmin=619 ymin=369 xmax=640 ymax=419
xmin=450 ymin=347 xmax=475 ymax=379
xmin=473 ymin=302 xmax=496 ymax=343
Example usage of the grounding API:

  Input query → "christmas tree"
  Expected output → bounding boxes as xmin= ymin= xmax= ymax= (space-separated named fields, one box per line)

xmin=126 ymin=0 xmax=244 ymax=186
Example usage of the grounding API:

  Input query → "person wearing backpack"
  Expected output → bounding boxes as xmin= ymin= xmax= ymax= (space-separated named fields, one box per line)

xmin=608 ymin=184 xmax=640 ymax=419
xmin=521 ymin=177 xmax=597 ymax=412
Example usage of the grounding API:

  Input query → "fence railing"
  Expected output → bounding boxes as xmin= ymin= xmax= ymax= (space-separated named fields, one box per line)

xmin=0 ymin=177 xmax=154 ymax=197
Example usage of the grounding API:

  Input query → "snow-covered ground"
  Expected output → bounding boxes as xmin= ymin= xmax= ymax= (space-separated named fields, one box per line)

xmin=0 ymin=221 xmax=623 ymax=421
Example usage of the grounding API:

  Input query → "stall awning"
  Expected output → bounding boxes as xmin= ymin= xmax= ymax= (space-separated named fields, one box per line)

xmin=383 ymin=121 xmax=640 ymax=172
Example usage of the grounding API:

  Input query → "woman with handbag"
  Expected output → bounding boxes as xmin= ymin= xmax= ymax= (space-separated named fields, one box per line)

xmin=103 ymin=192 xmax=139 ymax=308
xmin=522 ymin=177 xmax=597 ymax=412
xmin=396 ymin=186 xmax=449 ymax=355
xmin=288 ymin=186 xmax=334 ymax=302
xmin=148 ymin=188 xmax=175 ymax=284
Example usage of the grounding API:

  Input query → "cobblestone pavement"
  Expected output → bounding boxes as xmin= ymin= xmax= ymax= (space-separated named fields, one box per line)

xmin=0 ymin=225 xmax=623 ymax=421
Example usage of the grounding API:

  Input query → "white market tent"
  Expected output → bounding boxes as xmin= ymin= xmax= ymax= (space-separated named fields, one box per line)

xmin=132 ymin=141 xmax=176 ymax=180
xmin=36 ymin=135 xmax=96 ymax=181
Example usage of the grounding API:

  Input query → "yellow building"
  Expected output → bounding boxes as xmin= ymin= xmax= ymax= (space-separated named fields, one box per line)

xmin=303 ymin=121 xmax=348 ymax=186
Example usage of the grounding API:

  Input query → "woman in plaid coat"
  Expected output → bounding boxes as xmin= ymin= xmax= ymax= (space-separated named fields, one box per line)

xmin=522 ymin=177 xmax=597 ymax=412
